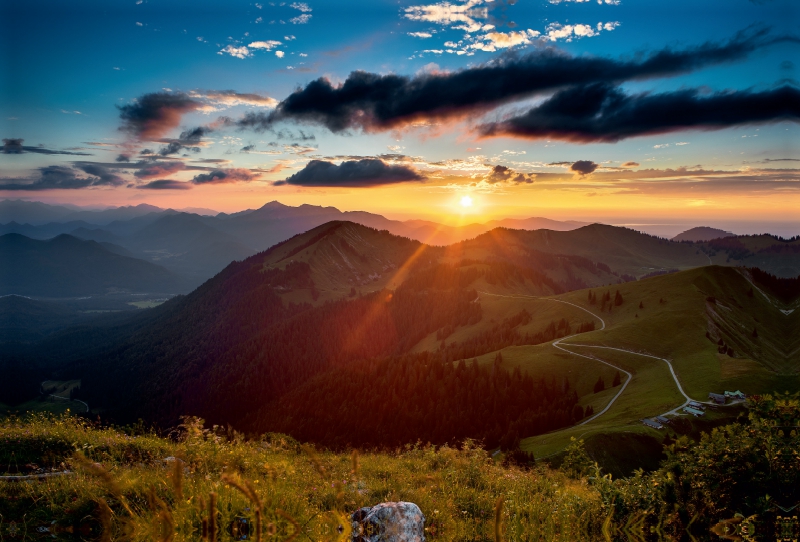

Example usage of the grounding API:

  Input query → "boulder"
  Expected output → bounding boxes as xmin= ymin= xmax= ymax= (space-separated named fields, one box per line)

xmin=350 ymin=501 xmax=425 ymax=542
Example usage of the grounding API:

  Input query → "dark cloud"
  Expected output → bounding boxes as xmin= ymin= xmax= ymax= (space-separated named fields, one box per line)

xmin=2 ymin=138 xmax=23 ymax=153
xmin=621 ymin=161 xmax=640 ymax=168
xmin=156 ymin=126 xmax=213 ymax=156
xmin=483 ymin=165 xmax=534 ymax=184
xmin=241 ymin=144 xmax=256 ymax=152
xmin=480 ymin=84 xmax=800 ymax=143
xmin=191 ymin=168 xmax=259 ymax=184
xmin=764 ymin=157 xmax=800 ymax=162
xmin=3 ymin=138 xmax=92 ymax=156
xmin=138 ymin=180 xmax=193 ymax=190
xmin=134 ymin=162 xmax=186 ymax=180
xmin=275 ymin=159 xmax=425 ymax=187
xmin=232 ymin=28 xmax=785 ymax=133
xmin=116 ymin=153 xmax=131 ymax=162
xmin=570 ymin=160 xmax=599 ymax=175
xmin=118 ymin=92 xmax=201 ymax=141
xmin=0 ymin=164 xmax=123 ymax=191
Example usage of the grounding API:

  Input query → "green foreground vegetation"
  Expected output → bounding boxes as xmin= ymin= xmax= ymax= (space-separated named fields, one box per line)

xmin=3 ymin=393 xmax=799 ymax=541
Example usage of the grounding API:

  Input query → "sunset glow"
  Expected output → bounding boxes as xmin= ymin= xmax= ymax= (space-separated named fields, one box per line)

xmin=0 ymin=0 xmax=797 ymax=234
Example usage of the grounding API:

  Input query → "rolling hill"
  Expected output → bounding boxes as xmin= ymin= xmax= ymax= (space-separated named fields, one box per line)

xmin=672 ymin=226 xmax=734 ymax=242
xmin=0 ymin=233 xmax=189 ymax=297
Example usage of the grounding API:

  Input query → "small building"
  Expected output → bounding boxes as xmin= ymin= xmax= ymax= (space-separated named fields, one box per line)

xmin=684 ymin=406 xmax=705 ymax=417
xmin=688 ymin=401 xmax=706 ymax=411
xmin=655 ymin=416 xmax=671 ymax=425
xmin=708 ymin=393 xmax=727 ymax=404
xmin=642 ymin=418 xmax=664 ymax=429
xmin=725 ymin=390 xmax=746 ymax=400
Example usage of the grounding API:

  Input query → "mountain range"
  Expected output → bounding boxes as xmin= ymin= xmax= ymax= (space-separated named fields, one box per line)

xmin=2 ymin=215 xmax=798 ymax=473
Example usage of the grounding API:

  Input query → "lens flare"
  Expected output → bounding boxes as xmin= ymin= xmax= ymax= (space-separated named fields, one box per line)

xmin=460 ymin=196 xmax=473 ymax=207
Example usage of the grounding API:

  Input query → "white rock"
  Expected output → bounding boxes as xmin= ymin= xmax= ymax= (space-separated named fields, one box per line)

xmin=350 ymin=501 xmax=425 ymax=542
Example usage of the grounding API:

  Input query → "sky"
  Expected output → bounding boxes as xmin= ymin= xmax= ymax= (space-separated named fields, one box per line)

xmin=1 ymin=0 xmax=798 ymax=232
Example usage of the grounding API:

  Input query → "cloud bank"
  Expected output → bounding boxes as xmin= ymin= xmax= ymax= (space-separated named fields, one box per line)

xmin=275 ymin=159 xmax=425 ymax=187
xmin=479 ymin=83 xmax=800 ymax=142
xmin=232 ymin=28 xmax=782 ymax=133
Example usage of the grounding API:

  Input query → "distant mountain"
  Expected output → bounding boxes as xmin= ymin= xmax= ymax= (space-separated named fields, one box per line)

xmin=673 ymin=227 xmax=735 ymax=242
xmin=0 ymin=233 xmax=188 ymax=297
xmin=216 ymin=201 xmax=588 ymax=249
xmin=125 ymin=213 xmax=256 ymax=283
xmin=0 ymin=200 xmax=78 ymax=225
xmin=0 ymin=199 xmax=166 ymax=226
xmin=1 ymin=200 xmax=592 ymax=285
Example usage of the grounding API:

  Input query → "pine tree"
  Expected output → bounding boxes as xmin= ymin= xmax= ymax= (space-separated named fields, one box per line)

xmin=752 ymin=327 xmax=758 ymax=338
xmin=593 ymin=375 xmax=605 ymax=393
xmin=639 ymin=301 xmax=644 ymax=309
xmin=612 ymin=371 xmax=621 ymax=387
xmin=614 ymin=290 xmax=623 ymax=306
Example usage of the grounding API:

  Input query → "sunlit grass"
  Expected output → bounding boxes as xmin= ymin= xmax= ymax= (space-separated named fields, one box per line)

xmin=1 ymin=414 xmax=607 ymax=541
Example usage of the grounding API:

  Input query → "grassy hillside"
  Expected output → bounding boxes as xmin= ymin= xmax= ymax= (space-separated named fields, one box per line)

xmin=4 ymin=396 xmax=798 ymax=540
xmin=457 ymin=266 xmax=798 ymax=466
xmin=0 ymin=414 xmax=611 ymax=540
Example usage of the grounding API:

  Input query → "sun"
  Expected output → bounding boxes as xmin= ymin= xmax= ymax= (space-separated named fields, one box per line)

xmin=460 ymin=195 xmax=473 ymax=207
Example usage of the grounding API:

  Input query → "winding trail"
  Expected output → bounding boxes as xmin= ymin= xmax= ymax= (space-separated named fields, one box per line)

xmin=40 ymin=382 xmax=90 ymax=413
xmin=478 ymin=291 xmax=695 ymax=424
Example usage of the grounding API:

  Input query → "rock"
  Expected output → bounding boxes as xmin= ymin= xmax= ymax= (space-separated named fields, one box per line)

xmin=350 ymin=502 xmax=425 ymax=542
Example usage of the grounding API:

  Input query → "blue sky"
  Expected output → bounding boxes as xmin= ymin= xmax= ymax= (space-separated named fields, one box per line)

xmin=1 ymin=0 xmax=798 ymax=228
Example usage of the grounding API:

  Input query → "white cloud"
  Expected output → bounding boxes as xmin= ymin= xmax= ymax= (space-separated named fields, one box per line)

xmin=249 ymin=40 xmax=282 ymax=50
xmin=290 ymin=2 xmax=312 ymax=11
xmin=135 ymin=21 xmax=143 ymax=26
xmin=545 ymin=20 xmax=618 ymax=41
xmin=676 ymin=142 xmax=690 ymax=146
xmin=275 ymin=50 xmax=285 ymax=58
xmin=408 ymin=31 xmax=433 ymax=38
xmin=189 ymin=90 xmax=278 ymax=109
xmin=471 ymin=29 xmax=540 ymax=51
xmin=285 ymin=34 xmax=296 ymax=40
xmin=218 ymin=45 xmax=252 ymax=59
xmin=290 ymin=13 xmax=311 ymax=23
xmin=404 ymin=0 xmax=490 ymax=32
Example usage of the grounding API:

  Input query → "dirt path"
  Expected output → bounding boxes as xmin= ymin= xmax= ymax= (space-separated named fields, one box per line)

xmin=478 ymin=291 xmax=695 ymax=422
